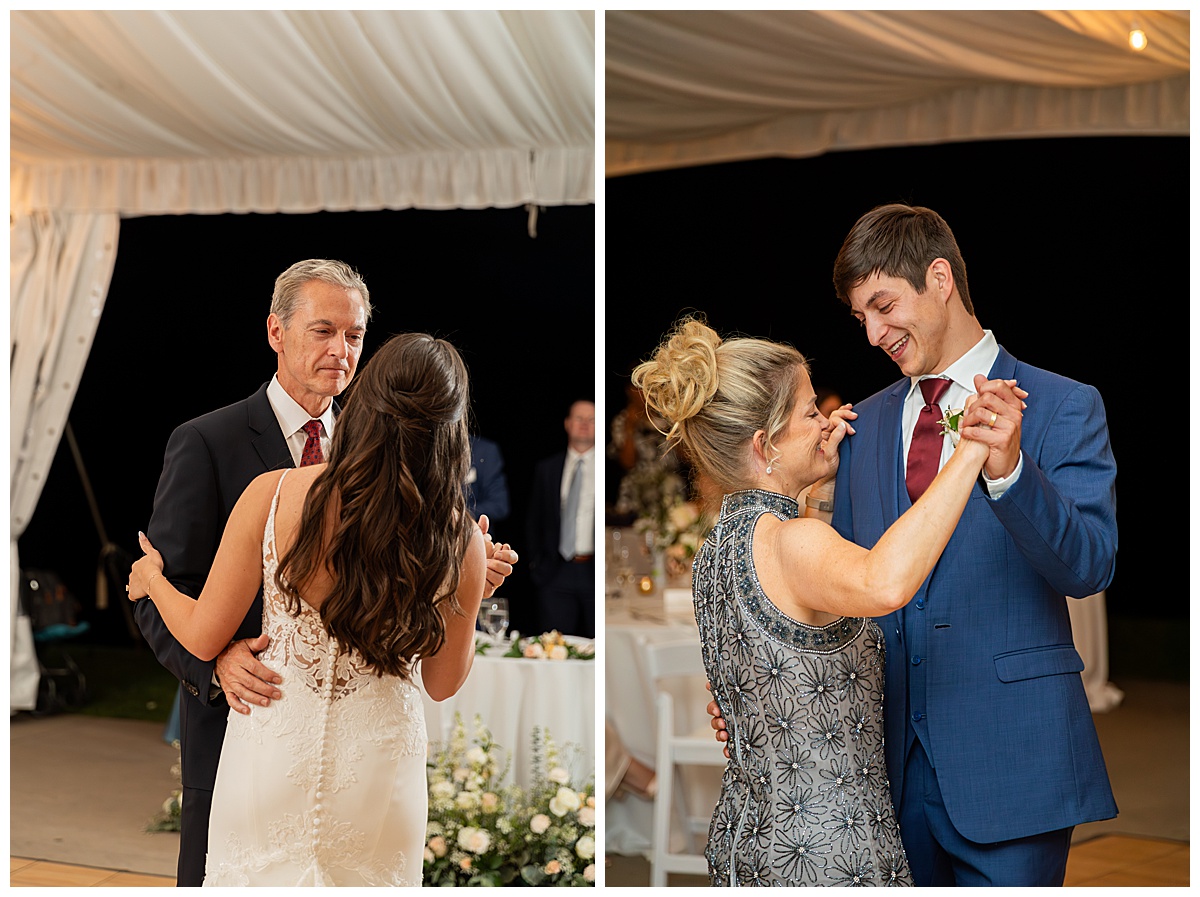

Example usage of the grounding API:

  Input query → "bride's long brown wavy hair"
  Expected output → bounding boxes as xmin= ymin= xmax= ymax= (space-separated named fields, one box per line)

xmin=274 ymin=332 xmax=475 ymax=679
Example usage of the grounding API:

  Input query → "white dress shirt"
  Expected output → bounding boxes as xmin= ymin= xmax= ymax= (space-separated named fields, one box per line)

xmin=266 ymin=374 xmax=335 ymax=466
xmin=560 ymin=446 xmax=595 ymax=556
xmin=900 ymin=330 xmax=1021 ymax=499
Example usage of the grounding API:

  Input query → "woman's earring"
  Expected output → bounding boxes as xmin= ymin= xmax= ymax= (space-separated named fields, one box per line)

xmin=765 ymin=462 xmax=773 ymax=475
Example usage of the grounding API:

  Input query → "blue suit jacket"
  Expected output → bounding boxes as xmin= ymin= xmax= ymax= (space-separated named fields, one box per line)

xmin=830 ymin=345 xmax=1118 ymax=842
xmin=465 ymin=435 xmax=510 ymax=524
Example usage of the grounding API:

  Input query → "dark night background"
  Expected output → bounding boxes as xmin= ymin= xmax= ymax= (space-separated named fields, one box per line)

xmin=19 ymin=204 xmax=595 ymax=642
xmin=604 ymin=134 xmax=1187 ymax=679
xmin=16 ymin=134 xmax=1190 ymax=681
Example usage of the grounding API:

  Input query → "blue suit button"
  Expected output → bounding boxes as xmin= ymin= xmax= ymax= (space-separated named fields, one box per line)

xmin=911 ymin=711 xmax=924 ymax=722
xmin=910 ymin=655 xmax=922 ymax=665
xmin=915 ymin=598 xmax=925 ymax=610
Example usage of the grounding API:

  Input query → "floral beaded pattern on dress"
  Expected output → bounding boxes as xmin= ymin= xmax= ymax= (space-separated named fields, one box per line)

xmin=693 ymin=489 xmax=912 ymax=887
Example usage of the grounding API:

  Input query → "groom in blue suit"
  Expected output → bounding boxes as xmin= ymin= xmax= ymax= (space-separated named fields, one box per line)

xmin=830 ymin=204 xmax=1117 ymax=885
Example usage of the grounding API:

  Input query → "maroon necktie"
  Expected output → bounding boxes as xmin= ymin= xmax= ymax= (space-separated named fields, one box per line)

xmin=300 ymin=420 xmax=324 ymax=466
xmin=906 ymin=378 xmax=951 ymax=502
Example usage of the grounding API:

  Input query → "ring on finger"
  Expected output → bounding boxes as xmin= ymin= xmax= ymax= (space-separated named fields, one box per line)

xmin=989 ymin=411 xmax=998 ymax=427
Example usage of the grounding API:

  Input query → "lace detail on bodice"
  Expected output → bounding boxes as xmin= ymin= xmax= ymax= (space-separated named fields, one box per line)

xmin=206 ymin=470 xmax=426 ymax=887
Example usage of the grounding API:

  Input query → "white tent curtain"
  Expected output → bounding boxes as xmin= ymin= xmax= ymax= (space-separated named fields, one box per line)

xmin=12 ymin=10 xmax=596 ymax=215
xmin=10 ymin=212 xmax=120 ymax=710
xmin=606 ymin=10 xmax=1189 ymax=175
xmin=10 ymin=10 xmax=595 ymax=710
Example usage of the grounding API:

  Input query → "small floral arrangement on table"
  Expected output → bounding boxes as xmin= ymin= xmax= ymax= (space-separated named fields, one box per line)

xmin=634 ymin=496 xmax=713 ymax=581
xmin=424 ymin=714 xmax=596 ymax=886
xmin=473 ymin=630 xmax=594 ymax=660
xmin=472 ymin=630 xmax=594 ymax=660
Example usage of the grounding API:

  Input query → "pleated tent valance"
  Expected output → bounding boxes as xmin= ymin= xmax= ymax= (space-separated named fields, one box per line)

xmin=12 ymin=10 xmax=596 ymax=214
xmin=606 ymin=10 xmax=1188 ymax=176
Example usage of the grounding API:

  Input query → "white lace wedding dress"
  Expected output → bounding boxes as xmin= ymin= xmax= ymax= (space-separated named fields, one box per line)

xmin=204 ymin=471 xmax=427 ymax=886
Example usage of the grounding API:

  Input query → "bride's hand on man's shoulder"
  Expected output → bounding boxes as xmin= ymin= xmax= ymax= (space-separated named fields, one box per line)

xmin=126 ymin=531 xmax=164 ymax=601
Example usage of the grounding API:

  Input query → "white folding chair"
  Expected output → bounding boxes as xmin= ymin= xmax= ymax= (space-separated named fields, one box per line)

xmin=639 ymin=637 xmax=726 ymax=887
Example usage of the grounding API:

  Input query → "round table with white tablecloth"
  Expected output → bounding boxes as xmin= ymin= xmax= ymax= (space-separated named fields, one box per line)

xmin=418 ymin=643 xmax=596 ymax=789
xmin=605 ymin=596 xmax=723 ymax=856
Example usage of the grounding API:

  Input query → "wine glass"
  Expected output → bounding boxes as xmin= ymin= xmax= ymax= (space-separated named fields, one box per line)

xmin=478 ymin=597 xmax=509 ymax=647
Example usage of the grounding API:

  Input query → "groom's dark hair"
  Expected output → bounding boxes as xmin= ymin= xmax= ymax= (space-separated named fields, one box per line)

xmin=832 ymin=203 xmax=974 ymax=316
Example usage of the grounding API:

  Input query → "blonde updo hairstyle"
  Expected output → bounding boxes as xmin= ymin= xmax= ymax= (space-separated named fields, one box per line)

xmin=633 ymin=317 xmax=808 ymax=494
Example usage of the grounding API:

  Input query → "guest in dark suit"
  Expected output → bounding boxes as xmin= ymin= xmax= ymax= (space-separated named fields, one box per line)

xmin=829 ymin=204 xmax=1117 ymax=885
xmin=526 ymin=400 xmax=595 ymax=639
xmin=134 ymin=259 xmax=371 ymax=886
xmin=465 ymin=435 xmax=510 ymax=524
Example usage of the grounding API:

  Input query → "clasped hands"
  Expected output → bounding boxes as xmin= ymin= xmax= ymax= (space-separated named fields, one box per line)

xmin=958 ymin=374 xmax=1028 ymax=480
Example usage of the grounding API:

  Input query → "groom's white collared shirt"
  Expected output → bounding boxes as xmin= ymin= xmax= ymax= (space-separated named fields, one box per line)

xmin=900 ymin=330 xmax=1021 ymax=499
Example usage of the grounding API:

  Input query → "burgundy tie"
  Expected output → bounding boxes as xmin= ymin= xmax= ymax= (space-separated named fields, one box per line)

xmin=906 ymin=378 xmax=951 ymax=502
xmin=300 ymin=420 xmax=324 ymax=466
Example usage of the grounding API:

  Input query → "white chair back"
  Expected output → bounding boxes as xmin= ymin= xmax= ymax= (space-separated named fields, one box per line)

xmin=638 ymin=637 xmax=725 ymax=887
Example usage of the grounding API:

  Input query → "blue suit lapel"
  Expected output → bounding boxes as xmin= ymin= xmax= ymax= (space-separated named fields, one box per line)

xmin=878 ymin=382 xmax=908 ymax=527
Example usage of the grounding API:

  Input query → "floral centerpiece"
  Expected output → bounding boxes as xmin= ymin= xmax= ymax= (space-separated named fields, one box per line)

xmin=500 ymin=630 xmax=594 ymax=661
xmin=424 ymin=714 xmax=595 ymax=886
xmin=634 ymin=495 xmax=713 ymax=582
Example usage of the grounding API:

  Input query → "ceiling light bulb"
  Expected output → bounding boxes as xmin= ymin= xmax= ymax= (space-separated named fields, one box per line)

xmin=1129 ymin=28 xmax=1148 ymax=51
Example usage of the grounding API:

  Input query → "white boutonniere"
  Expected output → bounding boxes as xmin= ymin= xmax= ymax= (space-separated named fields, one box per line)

xmin=938 ymin=408 xmax=965 ymax=446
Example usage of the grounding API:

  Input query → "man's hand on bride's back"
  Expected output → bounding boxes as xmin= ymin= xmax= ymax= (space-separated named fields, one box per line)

xmin=216 ymin=635 xmax=283 ymax=715
xmin=478 ymin=514 xmax=518 ymax=600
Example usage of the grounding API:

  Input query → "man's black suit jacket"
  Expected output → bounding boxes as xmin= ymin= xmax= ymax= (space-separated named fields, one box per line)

xmin=526 ymin=450 xmax=567 ymax=588
xmin=133 ymin=383 xmax=294 ymax=791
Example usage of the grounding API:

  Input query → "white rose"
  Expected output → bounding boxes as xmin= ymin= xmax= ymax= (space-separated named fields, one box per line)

xmin=584 ymin=864 xmax=596 ymax=882
xmin=458 ymin=826 xmax=492 ymax=854
xmin=548 ymin=766 xmax=570 ymax=784
xmin=530 ymin=813 xmax=552 ymax=834
xmin=423 ymin=847 xmax=435 ymax=864
xmin=481 ymin=792 xmax=500 ymax=813
xmin=466 ymin=746 xmax=488 ymax=766
xmin=668 ymin=502 xmax=699 ymax=530
xmin=455 ymin=790 xmax=480 ymax=811
xmin=549 ymin=786 xmax=582 ymax=817
xmin=431 ymin=781 xmax=456 ymax=801
xmin=575 ymin=835 xmax=596 ymax=860
xmin=548 ymin=644 xmax=569 ymax=660
xmin=523 ymin=641 xmax=545 ymax=658
xmin=578 ymin=806 xmax=595 ymax=827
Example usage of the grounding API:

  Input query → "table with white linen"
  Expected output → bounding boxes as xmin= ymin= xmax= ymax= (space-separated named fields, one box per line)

xmin=419 ymin=644 xmax=595 ymax=790
xmin=605 ymin=592 xmax=723 ymax=857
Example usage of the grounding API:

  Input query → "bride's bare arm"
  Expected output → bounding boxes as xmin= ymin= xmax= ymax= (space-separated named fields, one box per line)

xmin=129 ymin=471 xmax=279 ymax=661
xmin=420 ymin=526 xmax=488 ymax=702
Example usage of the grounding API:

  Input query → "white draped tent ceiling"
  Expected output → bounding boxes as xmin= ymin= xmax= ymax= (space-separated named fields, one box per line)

xmin=9 ymin=9 xmax=595 ymax=710
xmin=606 ymin=10 xmax=1188 ymax=176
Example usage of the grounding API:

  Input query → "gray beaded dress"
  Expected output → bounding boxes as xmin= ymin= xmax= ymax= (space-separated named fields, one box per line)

xmin=693 ymin=490 xmax=912 ymax=887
